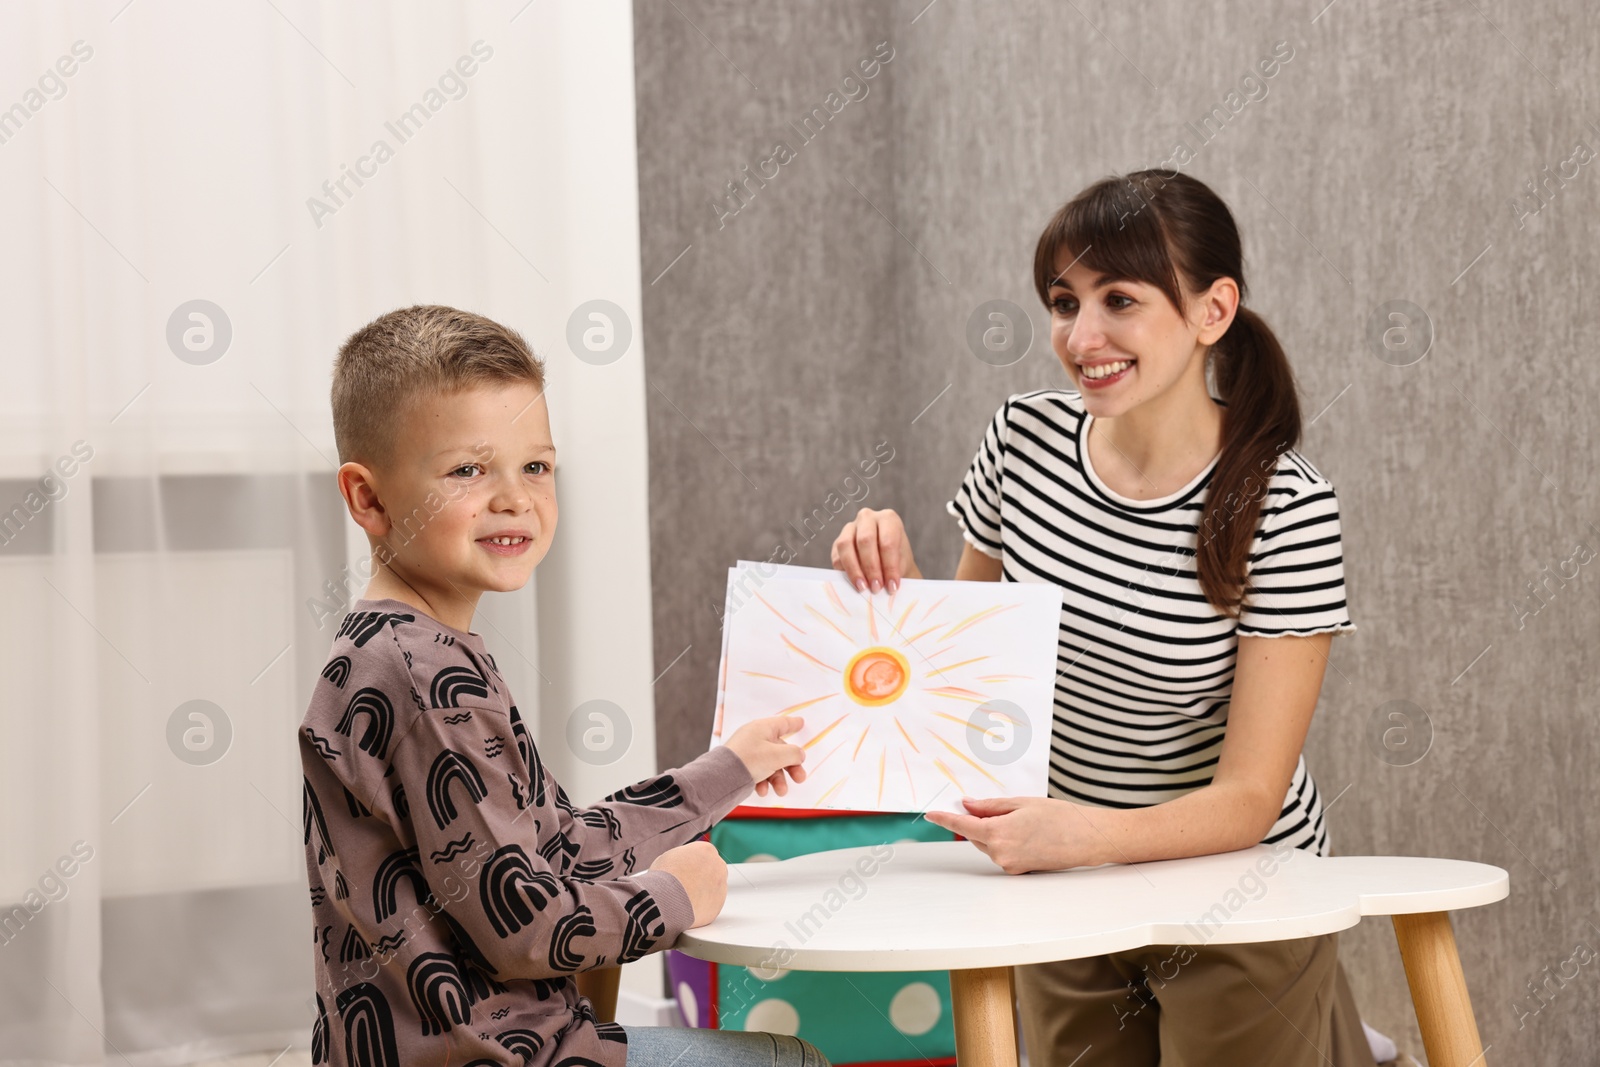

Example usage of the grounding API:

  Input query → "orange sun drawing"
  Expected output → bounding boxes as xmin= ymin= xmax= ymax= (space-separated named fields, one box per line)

xmin=717 ymin=576 xmax=1042 ymax=811
xmin=844 ymin=646 xmax=910 ymax=705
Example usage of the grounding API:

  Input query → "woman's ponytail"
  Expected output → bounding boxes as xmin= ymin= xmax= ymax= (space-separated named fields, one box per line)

xmin=1198 ymin=306 xmax=1302 ymax=618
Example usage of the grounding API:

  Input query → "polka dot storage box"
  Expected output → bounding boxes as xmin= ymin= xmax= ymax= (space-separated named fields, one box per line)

xmin=667 ymin=808 xmax=959 ymax=1065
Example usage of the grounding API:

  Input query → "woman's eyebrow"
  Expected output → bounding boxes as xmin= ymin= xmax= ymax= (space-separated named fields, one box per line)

xmin=1051 ymin=271 xmax=1136 ymax=292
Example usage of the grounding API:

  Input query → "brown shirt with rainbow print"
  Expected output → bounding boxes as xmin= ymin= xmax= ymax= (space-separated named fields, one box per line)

xmin=300 ymin=598 xmax=753 ymax=1067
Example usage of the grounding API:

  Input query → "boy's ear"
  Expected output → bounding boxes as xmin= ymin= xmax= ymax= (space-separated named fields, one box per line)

xmin=338 ymin=461 xmax=391 ymax=538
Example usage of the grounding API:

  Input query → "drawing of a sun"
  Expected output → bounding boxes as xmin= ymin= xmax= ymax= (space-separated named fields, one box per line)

xmin=720 ymin=578 xmax=1036 ymax=810
xmin=844 ymin=646 xmax=910 ymax=705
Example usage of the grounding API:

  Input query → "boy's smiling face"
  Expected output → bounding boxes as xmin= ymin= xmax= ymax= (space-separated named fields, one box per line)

xmin=343 ymin=379 xmax=556 ymax=629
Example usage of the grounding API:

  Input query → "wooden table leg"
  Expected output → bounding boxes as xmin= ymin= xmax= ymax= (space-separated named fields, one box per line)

xmin=950 ymin=966 xmax=1018 ymax=1067
xmin=577 ymin=965 xmax=621 ymax=1024
xmin=1391 ymin=912 xmax=1489 ymax=1067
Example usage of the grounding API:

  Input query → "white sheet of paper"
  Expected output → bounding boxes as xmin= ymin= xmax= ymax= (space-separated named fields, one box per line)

xmin=710 ymin=561 xmax=1063 ymax=814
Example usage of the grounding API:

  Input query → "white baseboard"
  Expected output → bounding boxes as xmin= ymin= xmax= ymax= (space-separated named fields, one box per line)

xmin=615 ymin=989 xmax=684 ymax=1028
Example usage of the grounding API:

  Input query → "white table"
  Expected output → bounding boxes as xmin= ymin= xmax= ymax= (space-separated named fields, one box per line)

xmin=675 ymin=841 xmax=1508 ymax=1067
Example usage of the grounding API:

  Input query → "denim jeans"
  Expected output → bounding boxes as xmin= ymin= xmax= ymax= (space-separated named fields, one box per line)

xmin=621 ymin=1025 xmax=831 ymax=1067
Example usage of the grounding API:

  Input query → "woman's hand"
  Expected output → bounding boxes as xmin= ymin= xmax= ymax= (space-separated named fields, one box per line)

xmin=923 ymin=796 xmax=1107 ymax=874
xmin=832 ymin=507 xmax=922 ymax=593
xmin=724 ymin=715 xmax=808 ymax=798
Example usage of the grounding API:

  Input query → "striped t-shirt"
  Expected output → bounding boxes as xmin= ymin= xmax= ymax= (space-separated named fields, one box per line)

xmin=946 ymin=388 xmax=1356 ymax=855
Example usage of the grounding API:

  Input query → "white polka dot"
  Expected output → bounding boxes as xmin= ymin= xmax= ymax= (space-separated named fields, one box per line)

xmin=750 ymin=963 xmax=789 ymax=982
xmin=745 ymin=853 xmax=780 ymax=862
xmin=744 ymin=997 xmax=800 ymax=1035
xmin=889 ymin=981 xmax=942 ymax=1035
xmin=893 ymin=838 xmax=919 ymax=846
xmin=676 ymin=982 xmax=699 ymax=1028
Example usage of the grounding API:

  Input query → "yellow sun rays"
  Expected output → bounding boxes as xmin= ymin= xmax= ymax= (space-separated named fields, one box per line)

xmin=731 ymin=580 xmax=1034 ymax=809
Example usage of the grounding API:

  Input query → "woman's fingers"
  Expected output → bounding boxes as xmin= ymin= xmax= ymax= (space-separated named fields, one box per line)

xmin=962 ymin=795 xmax=1021 ymax=816
xmin=832 ymin=508 xmax=914 ymax=594
xmin=853 ymin=513 xmax=885 ymax=592
xmin=925 ymin=809 xmax=988 ymax=843
xmin=831 ymin=520 xmax=866 ymax=591
xmin=878 ymin=512 xmax=905 ymax=593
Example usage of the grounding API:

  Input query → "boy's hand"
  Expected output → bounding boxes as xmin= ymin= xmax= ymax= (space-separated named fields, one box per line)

xmin=651 ymin=841 xmax=728 ymax=927
xmin=724 ymin=715 xmax=807 ymax=798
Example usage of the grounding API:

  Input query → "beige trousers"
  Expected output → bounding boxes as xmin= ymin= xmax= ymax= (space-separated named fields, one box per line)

xmin=1014 ymin=932 xmax=1379 ymax=1067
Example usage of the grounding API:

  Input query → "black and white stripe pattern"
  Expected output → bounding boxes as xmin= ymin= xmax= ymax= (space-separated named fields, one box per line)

xmin=947 ymin=389 xmax=1356 ymax=855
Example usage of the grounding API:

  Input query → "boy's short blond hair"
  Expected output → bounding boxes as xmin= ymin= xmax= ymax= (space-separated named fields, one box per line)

xmin=332 ymin=305 xmax=546 ymax=467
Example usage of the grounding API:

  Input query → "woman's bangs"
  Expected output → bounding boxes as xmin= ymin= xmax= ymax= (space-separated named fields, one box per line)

xmin=1035 ymin=178 xmax=1181 ymax=309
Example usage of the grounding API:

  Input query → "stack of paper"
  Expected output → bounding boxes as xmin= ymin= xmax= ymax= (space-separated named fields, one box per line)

xmin=709 ymin=562 xmax=1063 ymax=814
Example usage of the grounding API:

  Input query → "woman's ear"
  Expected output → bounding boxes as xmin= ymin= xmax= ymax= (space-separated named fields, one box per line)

xmin=338 ymin=461 xmax=390 ymax=538
xmin=1195 ymin=277 xmax=1241 ymax=346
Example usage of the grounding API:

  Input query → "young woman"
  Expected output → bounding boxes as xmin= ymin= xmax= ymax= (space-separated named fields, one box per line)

xmin=831 ymin=171 xmax=1389 ymax=1066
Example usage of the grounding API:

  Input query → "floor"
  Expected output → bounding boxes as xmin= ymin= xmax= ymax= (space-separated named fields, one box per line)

xmin=194 ymin=1053 xmax=314 ymax=1067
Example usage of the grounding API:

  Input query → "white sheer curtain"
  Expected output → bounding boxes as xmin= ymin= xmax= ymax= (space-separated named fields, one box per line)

xmin=0 ymin=2 xmax=661 ymax=1062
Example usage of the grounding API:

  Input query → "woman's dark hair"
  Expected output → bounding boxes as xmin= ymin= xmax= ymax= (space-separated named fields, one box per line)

xmin=1031 ymin=169 xmax=1301 ymax=619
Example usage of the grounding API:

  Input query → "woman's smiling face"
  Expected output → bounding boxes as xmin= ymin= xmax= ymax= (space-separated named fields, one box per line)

xmin=1046 ymin=252 xmax=1226 ymax=417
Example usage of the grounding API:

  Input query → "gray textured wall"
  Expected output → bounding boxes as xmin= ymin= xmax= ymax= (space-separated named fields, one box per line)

xmin=634 ymin=1 xmax=1599 ymax=1061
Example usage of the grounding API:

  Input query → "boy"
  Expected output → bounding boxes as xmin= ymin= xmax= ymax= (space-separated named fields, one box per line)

xmin=301 ymin=305 xmax=822 ymax=1067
